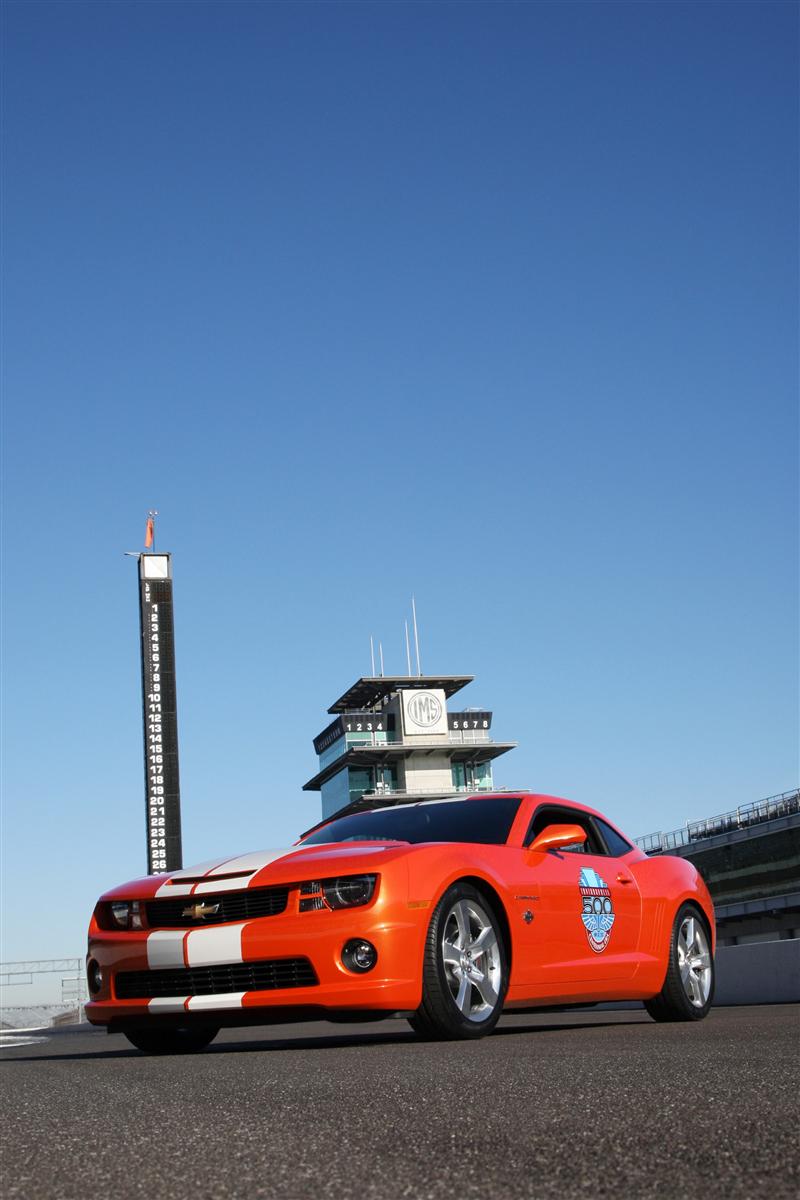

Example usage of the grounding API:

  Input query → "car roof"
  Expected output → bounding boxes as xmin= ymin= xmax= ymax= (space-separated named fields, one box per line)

xmin=299 ymin=791 xmax=613 ymax=841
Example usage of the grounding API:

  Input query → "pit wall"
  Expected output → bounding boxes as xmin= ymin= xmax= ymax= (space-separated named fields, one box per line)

xmin=713 ymin=938 xmax=800 ymax=1005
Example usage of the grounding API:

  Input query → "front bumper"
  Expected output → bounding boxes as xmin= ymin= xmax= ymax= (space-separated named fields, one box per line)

xmin=85 ymin=903 xmax=424 ymax=1028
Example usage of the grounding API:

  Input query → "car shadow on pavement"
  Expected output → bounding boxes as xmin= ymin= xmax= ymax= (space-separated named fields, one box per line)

xmin=1 ymin=1017 xmax=649 ymax=1062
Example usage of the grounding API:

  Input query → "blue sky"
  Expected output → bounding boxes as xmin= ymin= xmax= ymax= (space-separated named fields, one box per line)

xmin=1 ymin=1 xmax=797 ymax=978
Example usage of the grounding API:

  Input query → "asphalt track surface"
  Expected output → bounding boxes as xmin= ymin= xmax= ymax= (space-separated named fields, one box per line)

xmin=2 ymin=1006 xmax=798 ymax=1200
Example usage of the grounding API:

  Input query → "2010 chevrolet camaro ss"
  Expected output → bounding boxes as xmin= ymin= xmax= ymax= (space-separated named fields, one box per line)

xmin=85 ymin=793 xmax=716 ymax=1052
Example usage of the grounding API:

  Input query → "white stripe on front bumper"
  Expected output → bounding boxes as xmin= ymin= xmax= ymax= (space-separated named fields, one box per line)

xmin=185 ymin=923 xmax=246 ymax=967
xmin=147 ymin=997 xmax=189 ymax=1013
xmin=187 ymin=993 xmax=245 ymax=1011
xmin=146 ymin=930 xmax=186 ymax=969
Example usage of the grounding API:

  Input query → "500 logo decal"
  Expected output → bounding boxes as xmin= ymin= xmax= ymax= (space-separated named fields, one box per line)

xmin=578 ymin=868 xmax=615 ymax=953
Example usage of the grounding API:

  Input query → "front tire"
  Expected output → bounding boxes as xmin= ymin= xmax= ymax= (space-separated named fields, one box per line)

xmin=645 ymin=905 xmax=714 ymax=1022
xmin=410 ymin=883 xmax=508 ymax=1040
xmin=123 ymin=1026 xmax=219 ymax=1055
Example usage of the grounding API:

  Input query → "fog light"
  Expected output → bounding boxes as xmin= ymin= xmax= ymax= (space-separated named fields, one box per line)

xmin=342 ymin=939 xmax=378 ymax=973
xmin=87 ymin=960 xmax=103 ymax=995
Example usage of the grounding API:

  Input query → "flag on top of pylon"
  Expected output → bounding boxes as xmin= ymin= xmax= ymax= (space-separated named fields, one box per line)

xmin=144 ymin=517 xmax=154 ymax=549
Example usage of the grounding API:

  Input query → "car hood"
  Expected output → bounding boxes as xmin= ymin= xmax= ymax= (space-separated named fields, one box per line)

xmin=101 ymin=842 xmax=411 ymax=901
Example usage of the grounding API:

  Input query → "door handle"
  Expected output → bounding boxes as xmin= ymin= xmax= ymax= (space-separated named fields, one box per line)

xmin=616 ymin=874 xmax=633 ymax=885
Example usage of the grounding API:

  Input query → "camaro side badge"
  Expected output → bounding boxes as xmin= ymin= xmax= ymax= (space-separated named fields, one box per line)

xmin=579 ymin=868 xmax=615 ymax=953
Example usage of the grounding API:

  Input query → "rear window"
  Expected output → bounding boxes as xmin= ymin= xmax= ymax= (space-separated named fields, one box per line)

xmin=302 ymin=796 xmax=521 ymax=847
xmin=595 ymin=818 xmax=634 ymax=857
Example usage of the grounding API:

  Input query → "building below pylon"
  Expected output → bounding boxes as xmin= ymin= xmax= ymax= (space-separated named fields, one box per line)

xmin=303 ymin=675 xmax=517 ymax=821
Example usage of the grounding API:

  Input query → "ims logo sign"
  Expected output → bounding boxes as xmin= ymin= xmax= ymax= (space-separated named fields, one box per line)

xmin=406 ymin=690 xmax=444 ymax=729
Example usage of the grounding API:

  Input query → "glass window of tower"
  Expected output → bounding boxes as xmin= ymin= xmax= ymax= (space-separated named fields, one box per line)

xmin=319 ymin=737 xmax=346 ymax=770
xmin=469 ymin=762 xmax=493 ymax=789
xmin=348 ymin=769 xmax=374 ymax=803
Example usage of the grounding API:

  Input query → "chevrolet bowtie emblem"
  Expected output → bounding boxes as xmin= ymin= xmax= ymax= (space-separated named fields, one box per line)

xmin=182 ymin=902 xmax=221 ymax=920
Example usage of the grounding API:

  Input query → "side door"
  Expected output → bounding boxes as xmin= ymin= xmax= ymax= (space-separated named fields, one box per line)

xmin=514 ymin=807 xmax=642 ymax=985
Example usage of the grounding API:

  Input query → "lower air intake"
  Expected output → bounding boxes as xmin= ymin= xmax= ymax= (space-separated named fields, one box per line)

xmin=115 ymin=957 xmax=318 ymax=999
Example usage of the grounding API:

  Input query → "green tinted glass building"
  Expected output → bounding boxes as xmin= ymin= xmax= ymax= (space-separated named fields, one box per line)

xmin=303 ymin=675 xmax=517 ymax=821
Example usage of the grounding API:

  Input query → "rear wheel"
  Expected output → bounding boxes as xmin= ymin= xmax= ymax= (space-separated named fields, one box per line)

xmin=409 ymin=883 xmax=507 ymax=1040
xmin=123 ymin=1026 xmax=219 ymax=1055
xmin=645 ymin=905 xmax=714 ymax=1022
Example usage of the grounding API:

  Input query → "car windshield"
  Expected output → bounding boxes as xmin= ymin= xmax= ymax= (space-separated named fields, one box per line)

xmin=302 ymin=796 xmax=521 ymax=846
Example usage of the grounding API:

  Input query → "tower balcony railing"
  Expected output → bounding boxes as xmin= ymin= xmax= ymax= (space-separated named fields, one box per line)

xmin=359 ymin=781 xmax=499 ymax=803
xmin=319 ymin=729 xmax=502 ymax=773
xmin=447 ymin=729 xmax=492 ymax=745
xmin=344 ymin=731 xmax=493 ymax=749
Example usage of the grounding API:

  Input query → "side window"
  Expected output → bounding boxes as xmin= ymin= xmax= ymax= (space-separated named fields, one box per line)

xmin=525 ymin=808 xmax=603 ymax=855
xmin=595 ymin=818 xmax=634 ymax=858
xmin=560 ymin=838 xmax=589 ymax=855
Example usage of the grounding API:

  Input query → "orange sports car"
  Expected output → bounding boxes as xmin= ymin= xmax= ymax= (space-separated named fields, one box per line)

xmin=85 ymin=793 xmax=716 ymax=1053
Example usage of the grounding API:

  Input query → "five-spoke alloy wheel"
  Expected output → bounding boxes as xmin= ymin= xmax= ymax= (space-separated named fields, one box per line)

xmin=646 ymin=903 xmax=714 ymax=1022
xmin=411 ymin=883 xmax=507 ymax=1040
xmin=676 ymin=914 xmax=713 ymax=1009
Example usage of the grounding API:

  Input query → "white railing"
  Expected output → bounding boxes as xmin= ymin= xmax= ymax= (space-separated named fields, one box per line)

xmin=0 ymin=959 xmax=88 ymax=1028
xmin=448 ymin=730 xmax=491 ymax=745
xmin=636 ymin=789 xmax=799 ymax=853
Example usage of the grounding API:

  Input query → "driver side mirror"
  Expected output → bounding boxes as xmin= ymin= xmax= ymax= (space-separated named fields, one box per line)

xmin=528 ymin=824 xmax=587 ymax=854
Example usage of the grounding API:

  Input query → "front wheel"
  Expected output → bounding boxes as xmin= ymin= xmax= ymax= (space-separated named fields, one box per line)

xmin=645 ymin=905 xmax=714 ymax=1022
xmin=123 ymin=1026 xmax=219 ymax=1055
xmin=409 ymin=883 xmax=508 ymax=1040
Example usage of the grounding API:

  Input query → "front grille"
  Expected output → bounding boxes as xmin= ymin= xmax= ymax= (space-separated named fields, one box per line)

xmin=115 ymin=957 xmax=318 ymax=1000
xmin=145 ymin=886 xmax=289 ymax=928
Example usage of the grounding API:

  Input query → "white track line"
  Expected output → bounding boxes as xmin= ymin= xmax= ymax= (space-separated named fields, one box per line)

xmin=0 ymin=1034 xmax=49 ymax=1048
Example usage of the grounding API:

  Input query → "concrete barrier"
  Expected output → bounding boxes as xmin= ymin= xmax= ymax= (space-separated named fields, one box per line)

xmin=714 ymin=939 xmax=800 ymax=1005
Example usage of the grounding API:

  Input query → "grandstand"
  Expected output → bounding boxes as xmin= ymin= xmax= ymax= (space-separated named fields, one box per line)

xmin=636 ymin=789 xmax=800 ymax=946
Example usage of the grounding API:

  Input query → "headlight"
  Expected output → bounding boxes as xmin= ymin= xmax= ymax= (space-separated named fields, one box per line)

xmin=107 ymin=901 xmax=143 ymax=930
xmin=299 ymin=875 xmax=377 ymax=912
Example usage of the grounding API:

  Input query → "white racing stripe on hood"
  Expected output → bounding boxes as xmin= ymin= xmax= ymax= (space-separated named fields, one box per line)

xmin=152 ymin=852 xmax=246 ymax=897
xmin=191 ymin=875 xmax=256 ymax=895
xmin=204 ymin=848 xmax=302 ymax=877
xmin=152 ymin=861 xmax=227 ymax=895
xmin=299 ymin=845 xmax=390 ymax=856
xmin=153 ymin=881 xmax=195 ymax=898
xmin=166 ymin=856 xmax=236 ymax=880
xmin=152 ymin=847 xmax=307 ymax=899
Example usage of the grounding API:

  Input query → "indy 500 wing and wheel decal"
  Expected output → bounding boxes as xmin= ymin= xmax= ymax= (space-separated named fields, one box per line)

xmin=579 ymin=868 xmax=616 ymax=953
xmin=85 ymin=793 xmax=716 ymax=1051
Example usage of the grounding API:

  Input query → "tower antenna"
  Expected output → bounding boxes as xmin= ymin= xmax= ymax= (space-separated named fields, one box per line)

xmin=370 ymin=635 xmax=376 ymax=677
xmin=411 ymin=596 xmax=422 ymax=676
xmin=404 ymin=621 xmax=412 ymax=675
xmin=379 ymin=641 xmax=385 ymax=677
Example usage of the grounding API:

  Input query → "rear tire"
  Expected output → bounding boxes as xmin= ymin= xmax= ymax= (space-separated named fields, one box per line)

xmin=123 ymin=1026 xmax=219 ymax=1055
xmin=411 ymin=883 xmax=508 ymax=1040
xmin=645 ymin=904 xmax=714 ymax=1023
